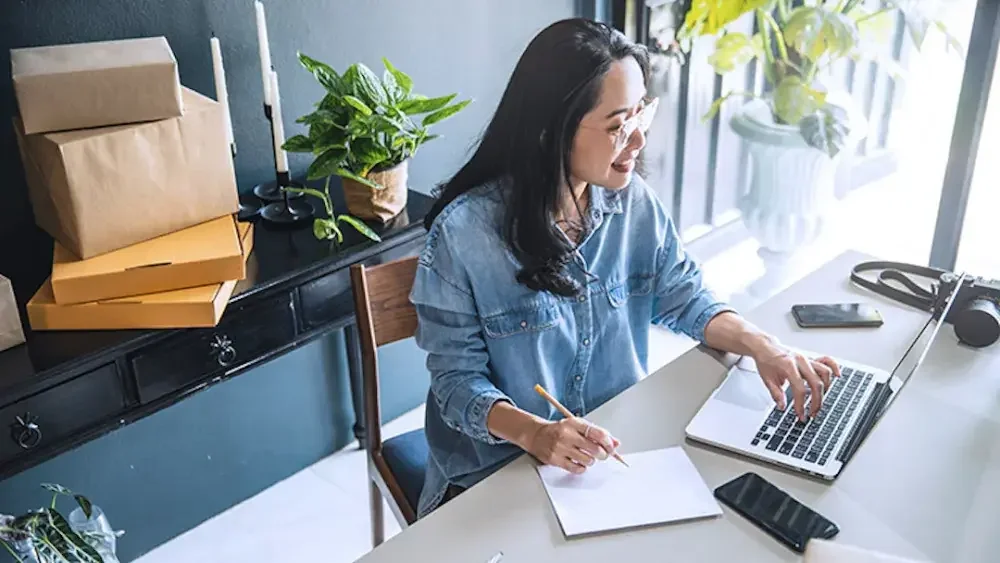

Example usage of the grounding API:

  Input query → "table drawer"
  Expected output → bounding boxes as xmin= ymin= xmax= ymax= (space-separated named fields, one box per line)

xmin=131 ymin=292 xmax=296 ymax=403
xmin=298 ymin=237 xmax=425 ymax=332
xmin=1 ymin=363 xmax=124 ymax=465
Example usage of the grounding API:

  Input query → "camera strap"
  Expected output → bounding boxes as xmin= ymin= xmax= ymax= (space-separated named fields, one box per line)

xmin=850 ymin=260 xmax=949 ymax=312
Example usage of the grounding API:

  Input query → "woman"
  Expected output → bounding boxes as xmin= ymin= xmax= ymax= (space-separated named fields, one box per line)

xmin=409 ymin=18 xmax=840 ymax=518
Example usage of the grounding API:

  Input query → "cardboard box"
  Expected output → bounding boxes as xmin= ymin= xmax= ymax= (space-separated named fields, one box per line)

xmin=51 ymin=214 xmax=247 ymax=305
xmin=27 ymin=222 xmax=253 ymax=331
xmin=11 ymin=36 xmax=183 ymax=134
xmin=14 ymin=87 xmax=239 ymax=259
xmin=1 ymin=274 xmax=26 ymax=352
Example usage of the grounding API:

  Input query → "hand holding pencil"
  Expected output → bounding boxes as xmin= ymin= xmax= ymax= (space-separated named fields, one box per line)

xmin=532 ymin=384 xmax=629 ymax=470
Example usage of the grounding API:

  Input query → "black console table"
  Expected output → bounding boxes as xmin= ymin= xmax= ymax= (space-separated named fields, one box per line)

xmin=0 ymin=186 xmax=434 ymax=482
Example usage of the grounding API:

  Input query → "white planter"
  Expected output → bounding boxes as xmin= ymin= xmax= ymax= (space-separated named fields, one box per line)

xmin=731 ymin=94 xmax=867 ymax=253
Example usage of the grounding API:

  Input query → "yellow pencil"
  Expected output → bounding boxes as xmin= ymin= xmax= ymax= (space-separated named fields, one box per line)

xmin=533 ymin=383 xmax=629 ymax=468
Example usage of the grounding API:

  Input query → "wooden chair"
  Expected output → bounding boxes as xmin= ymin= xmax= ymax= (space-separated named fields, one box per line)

xmin=349 ymin=256 xmax=429 ymax=548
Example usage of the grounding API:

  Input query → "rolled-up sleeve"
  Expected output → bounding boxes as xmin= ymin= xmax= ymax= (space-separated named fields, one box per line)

xmin=410 ymin=223 xmax=511 ymax=445
xmin=650 ymin=214 xmax=735 ymax=343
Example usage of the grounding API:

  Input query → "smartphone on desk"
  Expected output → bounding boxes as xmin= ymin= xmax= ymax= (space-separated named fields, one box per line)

xmin=714 ymin=472 xmax=839 ymax=553
xmin=791 ymin=302 xmax=883 ymax=329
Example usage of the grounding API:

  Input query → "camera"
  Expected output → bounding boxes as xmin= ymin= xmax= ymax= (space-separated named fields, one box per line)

xmin=937 ymin=272 xmax=1000 ymax=348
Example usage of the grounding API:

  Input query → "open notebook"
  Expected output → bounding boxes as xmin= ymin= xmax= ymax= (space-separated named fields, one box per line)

xmin=536 ymin=446 xmax=722 ymax=537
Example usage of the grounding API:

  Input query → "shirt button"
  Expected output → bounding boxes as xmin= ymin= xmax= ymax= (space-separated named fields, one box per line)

xmin=575 ymin=375 xmax=582 ymax=382
xmin=578 ymin=294 xmax=587 ymax=303
xmin=520 ymin=320 xmax=527 ymax=328
xmin=582 ymin=338 xmax=590 ymax=346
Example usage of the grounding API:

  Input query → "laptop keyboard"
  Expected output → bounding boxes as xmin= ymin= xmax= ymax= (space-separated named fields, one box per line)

xmin=751 ymin=367 xmax=873 ymax=466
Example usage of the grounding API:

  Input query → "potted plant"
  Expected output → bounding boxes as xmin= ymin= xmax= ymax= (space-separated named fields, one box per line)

xmin=666 ymin=0 xmax=960 ymax=252
xmin=282 ymin=53 xmax=471 ymax=232
xmin=1 ymin=483 xmax=123 ymax=563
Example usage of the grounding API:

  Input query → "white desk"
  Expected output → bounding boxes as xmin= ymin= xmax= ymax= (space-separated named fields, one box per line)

xmin=358 ymin=251 xmax=1000 ymax=563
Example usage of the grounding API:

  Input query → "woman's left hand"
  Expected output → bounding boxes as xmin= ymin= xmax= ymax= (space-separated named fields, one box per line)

xmin=752 ymin=347 xmax=841 ymax=422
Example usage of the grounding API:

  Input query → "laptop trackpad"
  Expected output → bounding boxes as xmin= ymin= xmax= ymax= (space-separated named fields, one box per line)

xmin=715 ymin=365 xmax=774 ymax=412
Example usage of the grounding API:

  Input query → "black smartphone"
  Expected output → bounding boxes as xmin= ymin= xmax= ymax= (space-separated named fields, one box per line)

xmin=791 ymin=302 xmax=883 ymax=328
xmin=714 ymin=472 xmax=839 ymax=553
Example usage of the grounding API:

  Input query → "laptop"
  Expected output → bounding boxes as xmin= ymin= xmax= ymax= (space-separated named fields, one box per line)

xmin=684 ymin=275 xmax=965 ymax=480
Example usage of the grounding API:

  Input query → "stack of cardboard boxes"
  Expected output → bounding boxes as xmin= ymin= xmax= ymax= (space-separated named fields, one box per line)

xmin=11 ymin=36 xmax=253 ymax=331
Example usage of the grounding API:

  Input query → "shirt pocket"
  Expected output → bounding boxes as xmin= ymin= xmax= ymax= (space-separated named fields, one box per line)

xmin=606 ymin=274 xmax=654 ymax=308
xmin=482 ymin=304 xmax=562 ymax=339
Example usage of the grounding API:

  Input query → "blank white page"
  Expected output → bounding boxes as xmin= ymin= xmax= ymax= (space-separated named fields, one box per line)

xmin=536 ymin=446 xmax=722 ymax=537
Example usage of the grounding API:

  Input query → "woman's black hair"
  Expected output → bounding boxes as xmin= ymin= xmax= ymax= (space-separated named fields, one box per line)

xmin=424 ymin=18 xmax=650 ymax=297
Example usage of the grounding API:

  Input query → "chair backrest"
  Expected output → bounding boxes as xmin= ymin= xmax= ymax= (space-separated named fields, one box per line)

xmin=349 ymin=256 xmax=419 ymax=454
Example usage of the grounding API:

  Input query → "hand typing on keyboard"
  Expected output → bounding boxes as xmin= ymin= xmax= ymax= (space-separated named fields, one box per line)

xmin=751 ymin=346 xmax=842 ymax=422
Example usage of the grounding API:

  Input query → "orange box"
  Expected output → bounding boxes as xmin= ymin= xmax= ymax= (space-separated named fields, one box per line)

xmin=27 ymin=222 xmax=254 ymax=331
xmin=51 ymin=214 xmax=247 ymax=305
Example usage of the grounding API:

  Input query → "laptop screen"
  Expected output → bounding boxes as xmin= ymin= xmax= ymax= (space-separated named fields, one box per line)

xmin=840 ymin=273 xmax=966 ymax=463
xmin=881 ymin=272 xmax=966 ymax=411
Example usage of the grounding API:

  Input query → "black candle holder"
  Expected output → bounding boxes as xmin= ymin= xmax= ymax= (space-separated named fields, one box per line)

xmin=238 ymin=194 xmax=262 ymax=222
xmin=254 ymin=103 xmax=305 ymax=203
xmin=259 ymin=172 xmax=314 ymax=224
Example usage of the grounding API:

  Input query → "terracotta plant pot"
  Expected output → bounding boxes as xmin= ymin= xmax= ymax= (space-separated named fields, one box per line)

xmin=342 ymin=160 xmax=409 ymax=223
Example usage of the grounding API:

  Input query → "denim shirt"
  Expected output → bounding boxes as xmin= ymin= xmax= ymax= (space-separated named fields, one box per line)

xmin=409 ymin=175 xmax=734 ymax=518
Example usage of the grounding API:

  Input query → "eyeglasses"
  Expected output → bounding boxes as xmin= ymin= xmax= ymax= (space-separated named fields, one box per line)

xmin=612 ymin=97 xmax=659 ymax=150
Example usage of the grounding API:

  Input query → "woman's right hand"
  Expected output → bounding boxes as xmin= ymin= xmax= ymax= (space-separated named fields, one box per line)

xmin=525 ymin=417 xmax=621 ymax=474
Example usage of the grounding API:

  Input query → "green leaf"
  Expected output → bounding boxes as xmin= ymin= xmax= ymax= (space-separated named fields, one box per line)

xmin=312 ymin=218 xmax=342 ymax=241
xmin=41 ymin=484 xmax=73 ymax=496
xmin=773 ymin=75 xmax=826 ymax=124
xmin=342 ymin=95 xmax=373 ymax=116
xmin=297 ymin=52 xmax=344 ymax=94
xmin=298 ymin=108 xmax=340 ymax=126
xmin=371 ymin=114 xmax=413 ymax=135
xmin=352 ymin=138 xmax=391 ymax=168
xmin=282 ymin=134 xmax=313 ymax=153
xmin=422 ymin=99 xmax=471 ymax=127
xmin=934 ymin=19 xmax=965 ymax=55
xmin=701 ymin=90 xmax=759 ymax=122
xmin=307 ymin=147 xmax=348 ymax=180
xmin=399 ymin=94 xmax=456 ymax=115
xmin=707 ymin=32 xmax=758 ymax=74
xmin=312 ymin=128 xmax=347 ymax=154
xmin=800 ymin=104 xmax=852 ymax=157
xmin=382 ymin=69 xmax=402 ymax=103
xmin=886 ymin=0 xmax=933 ymax=48
xmin=73 ymin=495 xmax=93 ymax=520
xmin=382 ymin=58 xmax=413 ymax=96
xmin=783 ymin=6 xmax=858 ymax=63
xmin=44 ymin=510 xmax=102 ymax=563
xmin=319 ymin=93 xmax=342 ymax=112
xmin=336 ymin=168 xmax=383 ymax=190
xmin=338 ymin=214 xmax=382 ymax=242
xmin=356 ymin=63 xmax=389 ymax=107
xmin=850 ymin=7 xmax=896 ymax=45
xmin=680 ymin=0 xmax=769 ymax=36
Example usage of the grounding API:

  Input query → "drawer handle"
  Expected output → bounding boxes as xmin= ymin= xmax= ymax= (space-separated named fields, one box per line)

xmin=12 ymin=413 xmax=42 ymax=450
xmin=210 ymin=334 xmax=238 ymax=367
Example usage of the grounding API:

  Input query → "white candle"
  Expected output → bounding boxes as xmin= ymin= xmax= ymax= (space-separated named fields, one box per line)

xmin=254 ymin=1 xmax=273 ymax=106
xmin=209 ymin=36 xmax=235 ymax=151
xmin=270 ymin=70 xmax=289 ymax=173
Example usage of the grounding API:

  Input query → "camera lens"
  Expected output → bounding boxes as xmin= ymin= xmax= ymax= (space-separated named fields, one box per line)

xmin=953 ymin=298 xmax=1000 ymax=348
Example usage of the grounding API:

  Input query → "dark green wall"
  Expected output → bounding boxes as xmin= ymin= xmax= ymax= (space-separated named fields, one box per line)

xmin=0 ymin=0 xmax=577 ymax=560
